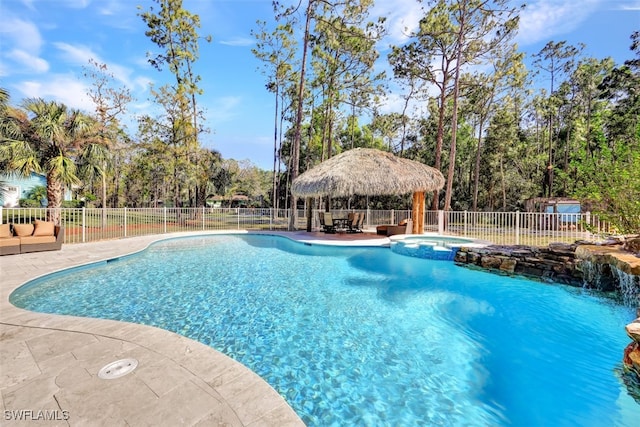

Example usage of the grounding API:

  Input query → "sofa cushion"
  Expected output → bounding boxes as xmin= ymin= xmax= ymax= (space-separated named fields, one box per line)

xmin=20 ymin=235 xmax=56 ymax=245
xmin=0 ymin=223 xmax=11 ymax=238
xmin=13 ymin=223 xmax=35 ymax=237
xmin=0 ymin=237 xmax=21 ymax=247
xmin=33 ymin=220 xmax=55 ymax=236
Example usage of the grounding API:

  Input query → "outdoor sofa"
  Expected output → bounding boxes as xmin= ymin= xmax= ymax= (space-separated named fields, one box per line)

xmin=0 ymin=221 xmax=64 ymax=256
xmin=376 ymin=219 xmax=413 ymax=237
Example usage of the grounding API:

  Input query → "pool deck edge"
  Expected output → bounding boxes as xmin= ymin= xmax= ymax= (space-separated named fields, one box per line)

xmin=0 ymin=230 xmax=390 ymax=426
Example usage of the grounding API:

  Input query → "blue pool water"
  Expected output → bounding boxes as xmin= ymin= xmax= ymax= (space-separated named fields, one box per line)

xmin=10 ymin=234 xmax=640 ymax=426
xmin=390 ymin=235 xmax=477 ymax=261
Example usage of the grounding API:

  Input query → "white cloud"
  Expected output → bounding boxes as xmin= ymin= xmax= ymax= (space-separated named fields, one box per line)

xmin=107 ymin=63 xmax=148 ymax=91
xmin=371 ymin=0 xmax=424 ymax=46
xmin=219 ymin=37 xmax=254 ymax=47
xmin=53 ymin=42 xmax=95 ymax=65
xmin=98 ymin=0 xmax=126 ymax=15
xmin=0 ymin=17 xmax=43 ymax=52
xmin=63 ymin=0 xmax=91 ymax=9
xmin=20 ymin=0 xmax=36 ymax=11
xmin=515 ymin=0 xmax=600 ymax=46
xmin=8 ymin=49 xmax=49 ymax=73
xmin=16 ymin=74 xmax=93 ymax=112
xmin=96 ymin=0 xmax=140 ymax=31
xmin=0 ymin=16 xmax=49 ymax=78
xmin=208 ymin=96 xmax=242 ymax=123
xmin=620 ymin=0 xmax=640 ymax=10
xmin=376 ymin=92 xmax=407 ymax=115
xmin=133 ymin=76 xmax=153 ymax=92
xmin=52 ymin=42 xmax=149 ymax=92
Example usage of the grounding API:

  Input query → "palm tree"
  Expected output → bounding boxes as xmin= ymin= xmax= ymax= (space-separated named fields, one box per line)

xmin=0 ymin=97 xmax=101 ymax=223
xmin=0 ymin=88 xmax=14 ymax=203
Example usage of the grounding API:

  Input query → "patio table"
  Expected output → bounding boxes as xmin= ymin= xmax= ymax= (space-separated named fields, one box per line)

xmin=332 ymin=217 xmax=349 ymax=232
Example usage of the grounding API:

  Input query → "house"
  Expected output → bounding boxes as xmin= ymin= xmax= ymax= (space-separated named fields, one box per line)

xmin=525 ymin=197 xmax=582 ymax=228
xmin=525 ymin=197 xmax=581 ymax=215
xmin=0 ymin=172 xmax=72 ymax=207
xmin=207 ymin=194 xmax=250 ymax=208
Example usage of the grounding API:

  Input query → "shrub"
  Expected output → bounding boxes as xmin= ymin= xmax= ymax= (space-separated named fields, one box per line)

xmin=19 ymin=198 xmax=41 ymax=208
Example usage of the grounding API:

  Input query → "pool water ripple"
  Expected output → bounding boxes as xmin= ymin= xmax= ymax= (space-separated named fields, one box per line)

xmin=10 ymin=234 xmax=640 ymax=426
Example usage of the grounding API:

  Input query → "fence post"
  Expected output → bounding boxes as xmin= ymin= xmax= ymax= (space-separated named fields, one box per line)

xmin=163 ymin=207 xmax=167 ymax=234
xmin=202 ymin=206 xmax=205 ymax=231
xmin=438 ymin=210 xmax=444 ymax=234
xmin=82 ymin=207 xmax=86 ymax=243
xmin=391 ymin=209 xmax=395 ymax=224
xmin=585 ymin=211 xmax=591 ymax=240
xmin=367 ymin=207 xmax=371 ymax=228
xmin=515 ymin=210 xmax=520 ymax=245
xmin=0 ymin=206 xmax=3 ymax=223
xmin=237 ymin=208 xmax=240 ymax=229
xmin=124 ymin=207 xmax=128 ymax=237
xmin=464 ymin=210 xmax=468 ymax=236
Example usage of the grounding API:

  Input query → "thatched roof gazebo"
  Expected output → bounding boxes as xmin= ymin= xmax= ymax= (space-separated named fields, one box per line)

xmin=291 ymin=148 xmax=445 ymax=233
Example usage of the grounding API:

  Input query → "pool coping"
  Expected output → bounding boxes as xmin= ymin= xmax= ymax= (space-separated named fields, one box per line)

xmin=0 ymin=230 xmax=391 ymax=426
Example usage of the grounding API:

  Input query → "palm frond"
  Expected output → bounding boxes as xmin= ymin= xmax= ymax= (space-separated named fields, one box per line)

xmin=48 ymin=154 xmax=81 ymax=186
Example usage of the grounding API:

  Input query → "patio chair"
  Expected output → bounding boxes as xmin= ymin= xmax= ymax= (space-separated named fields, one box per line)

xmin=322 ymin=212 xmax=337 ymax=233
xmin=346 ymin=212 xmax=359 ymax=233
xmin=354 ymin=213 xmax=365 ymax=233
xmin=319 ymin=211 xmax=331 ymax=233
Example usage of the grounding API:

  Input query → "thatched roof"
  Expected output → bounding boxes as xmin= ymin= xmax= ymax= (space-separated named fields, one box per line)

xmin=291 ymin=148 xmax=445 ymax=198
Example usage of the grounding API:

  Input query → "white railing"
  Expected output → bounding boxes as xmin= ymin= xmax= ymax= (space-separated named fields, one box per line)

xmin=442 ymin=210 xmax=612 ymax=246
xmin=0 ymin=207 xmax=613 ymax=246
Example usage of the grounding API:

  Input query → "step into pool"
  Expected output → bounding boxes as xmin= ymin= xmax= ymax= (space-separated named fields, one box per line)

xmin=390 ymin=234 xmax=485 ymax=260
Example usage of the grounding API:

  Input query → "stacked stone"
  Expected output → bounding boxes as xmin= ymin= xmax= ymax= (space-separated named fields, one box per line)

xmin=453 ymin=243 xmax=584 ymax=287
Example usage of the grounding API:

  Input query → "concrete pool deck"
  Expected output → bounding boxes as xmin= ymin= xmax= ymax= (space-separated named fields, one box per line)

xmin=0 ymin=230 xmax=390 ymax=426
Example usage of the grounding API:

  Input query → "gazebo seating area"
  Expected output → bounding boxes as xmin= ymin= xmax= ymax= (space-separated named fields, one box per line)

xmin=376 ymin=219 xmax=413 ymax=237
xmin=292 ymin=148 xmax=445 ymax=235
xmin=319 ymin=212 xmax=365 ymax=234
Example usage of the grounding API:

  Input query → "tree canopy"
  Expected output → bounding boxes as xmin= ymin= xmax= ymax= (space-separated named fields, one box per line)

xmin=1 ymin=3 xmax=638 ymax=233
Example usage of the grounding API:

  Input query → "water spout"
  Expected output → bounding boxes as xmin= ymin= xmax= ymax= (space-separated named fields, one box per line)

xmin=613 ymin=266 xmax=640 ymax=307
xmin=579 ymin=260 xmax=640 ymax=306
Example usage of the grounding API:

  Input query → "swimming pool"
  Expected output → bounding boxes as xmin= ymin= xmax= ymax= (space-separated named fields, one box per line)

xmin=10 ymin=234 xmax=640 ymax=425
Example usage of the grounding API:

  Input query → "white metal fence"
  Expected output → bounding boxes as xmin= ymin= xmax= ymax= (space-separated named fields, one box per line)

xmin=440 ymin=210 xmax=612 ymax=246
xmin=1 ymin=207 xmax=614 ymax=247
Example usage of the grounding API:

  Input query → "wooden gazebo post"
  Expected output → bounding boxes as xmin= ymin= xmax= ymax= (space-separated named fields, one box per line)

xmin=306 ymin=197 xmax=313 ymax=232
xmin=412 ymin=191 xmax=425 ymax=234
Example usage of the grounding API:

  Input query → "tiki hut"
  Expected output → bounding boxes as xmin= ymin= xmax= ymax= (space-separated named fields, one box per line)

xmin=291 ymin=148 xmax=445 ymax=233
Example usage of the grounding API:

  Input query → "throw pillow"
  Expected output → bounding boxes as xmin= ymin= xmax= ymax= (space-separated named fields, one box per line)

xmin=33 ymin=220 xmax=55 ymax=236
xmin=13 ymin=223 xmax=35 ymax=237
xmin=0 ymin=223 xmax=11 ymax=238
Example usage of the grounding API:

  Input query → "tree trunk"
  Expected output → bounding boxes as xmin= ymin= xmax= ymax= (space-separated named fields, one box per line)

xmin=272 ymin=86 xmax=279 ymax=212
xmin=288 ymin=0 xmax=313 ymax=231
xmin=430 ymin=87 xmax=448 ymax=211
xmin=472 ymin=116 xmax=484 ymax=211
xmin=444 ymin=13 xmax=465 ymax=212
xmin=46 ymin=171 xmax=63 ymax=224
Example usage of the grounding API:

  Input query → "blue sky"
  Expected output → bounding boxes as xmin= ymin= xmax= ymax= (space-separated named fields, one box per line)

xmin=1 ymin=0 xmax=639 ymax=170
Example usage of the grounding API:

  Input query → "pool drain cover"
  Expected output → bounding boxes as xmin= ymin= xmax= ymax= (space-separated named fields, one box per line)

xmin=98 ymin=358 xmax=138 ymax=380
